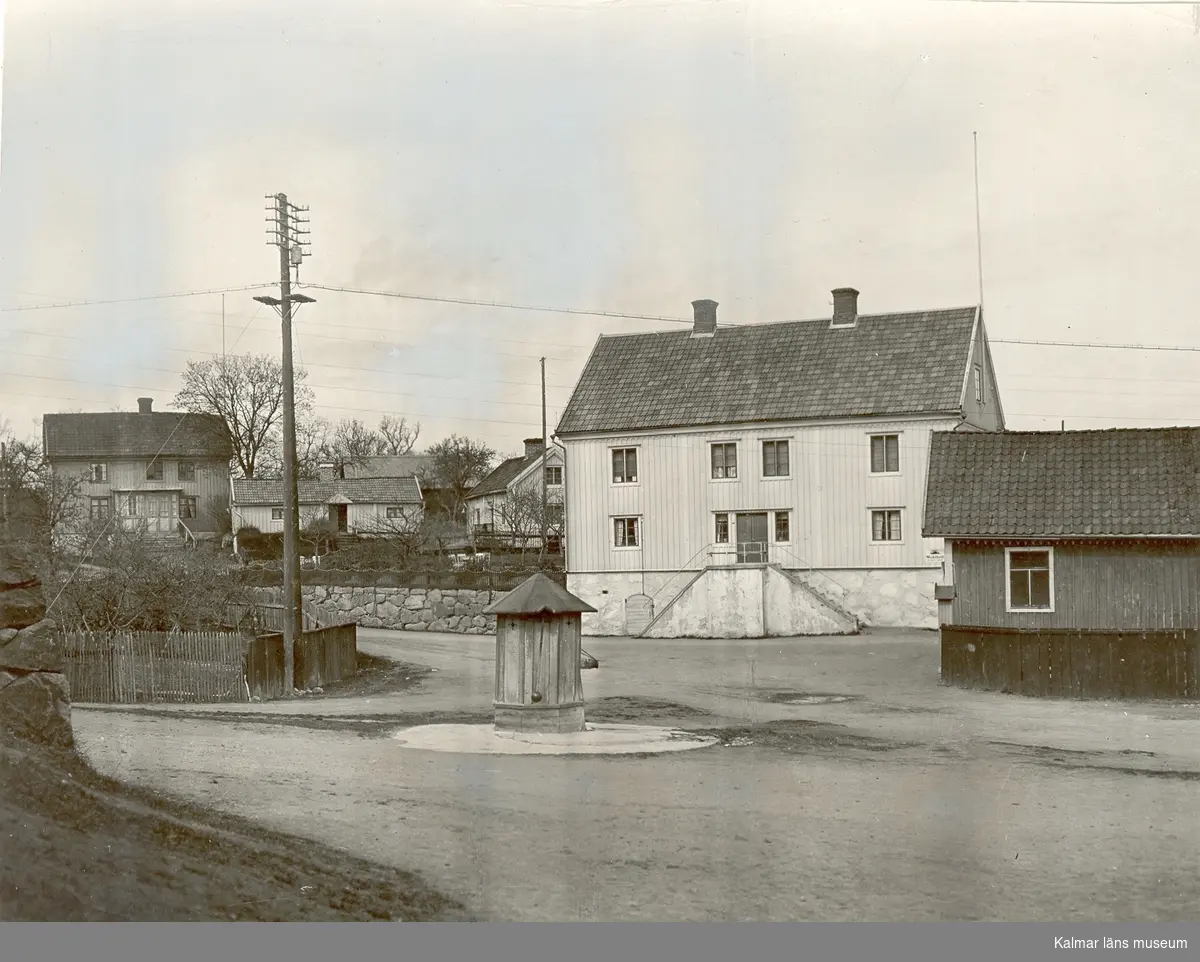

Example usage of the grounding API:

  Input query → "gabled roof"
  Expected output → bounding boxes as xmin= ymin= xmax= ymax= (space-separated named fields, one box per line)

xmin=485 ymin=572 xmax=596 ymax=615
xmin=44 ymin=411 xmax=232 ymax=460
xmin=555 ymin=307 xmax=980 ymax=436
xmin=466 ymin=445 xmax=561 ymax=500
xmin=923 ymin=428 xmax=1200 ymax=539
xmin=232 ymin=476 xmax=423 ymax=506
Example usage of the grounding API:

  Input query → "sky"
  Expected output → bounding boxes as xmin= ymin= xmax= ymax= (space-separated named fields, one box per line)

xmin=2 ymin=0 xmax=1200 ymax=457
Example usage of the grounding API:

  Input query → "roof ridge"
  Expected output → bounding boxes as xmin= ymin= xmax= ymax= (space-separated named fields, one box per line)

xmin=593 ymin=305 xmax=979 ymax=339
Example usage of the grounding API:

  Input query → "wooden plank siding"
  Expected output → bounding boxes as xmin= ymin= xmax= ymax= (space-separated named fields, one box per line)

xmin=54 ymin=457 xmax=230 ymax=533
xmin=563 ymin=416 xmax=958 ymax=575
xmin=949 ymin=540 xmax=1200 ymax=632
xmin=941 ymin=626 xmax=1200 ymax=700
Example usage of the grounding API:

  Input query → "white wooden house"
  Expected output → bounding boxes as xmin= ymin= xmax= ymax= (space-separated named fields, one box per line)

xmin=553 ymin=288 xmax=1005 ymax=637
xmin=465 ymin=438 xmax=565 ymax=552
xmin=42 ymin=397 xmax=233 ymax=545
xmin=230 ymin=475 xmax=424 ymax=542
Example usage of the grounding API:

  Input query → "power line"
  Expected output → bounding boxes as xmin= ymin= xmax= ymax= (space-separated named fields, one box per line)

xmin=0 ymin=283 xmax=276 ymax=313
xmin=300 ymin=282 xmax=697 ymax=325
xmin=992 ymin=337 xmax=1200 ymax=353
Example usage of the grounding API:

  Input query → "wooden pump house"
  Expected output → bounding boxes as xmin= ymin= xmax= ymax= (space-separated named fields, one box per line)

xmin=485 ymin=573 xmax=597 ymax=733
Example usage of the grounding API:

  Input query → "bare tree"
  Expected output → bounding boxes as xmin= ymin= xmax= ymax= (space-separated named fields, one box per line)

xmin=173 ymin=353 xmax=315 ymax=479
xmin=319 ymin=418 xmax=385 ymax=478
xmin=294 ymin=414 xmax=331 ymax=480
xmin=378 ymin=415 xmax=421 ymax=455
xmin=428 ymin=435 xmax=495 ymax=522
xmin=496 ymin=486 xmax=564 ymax=557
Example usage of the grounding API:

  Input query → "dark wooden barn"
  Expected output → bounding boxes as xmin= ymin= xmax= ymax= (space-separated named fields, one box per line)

xmin=923 ymin=427 xmax=1200 ymax=700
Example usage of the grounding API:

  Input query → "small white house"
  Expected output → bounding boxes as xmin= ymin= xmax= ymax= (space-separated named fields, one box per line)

xmin=230 ymin=475 xmax=424 ymax=541
xmin=465 ymin=438 xmax=565 ymax=551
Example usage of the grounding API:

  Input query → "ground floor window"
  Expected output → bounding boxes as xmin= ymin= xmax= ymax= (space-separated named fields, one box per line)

xmin=714 ymin=512 xmax=729 ymax=544
xmin=89 ymin=497 xmax=111 ymax=520
xmin=774 ymin=511 xmax=790 ymax=543
xmin=271 ymin=507 xmax=284 ymax=521
xmin=1007 ymin=547 xmax=1053 ymax=611
xmin=386 ymin=506 xmax=405 ymax=519
xmin=871 ymin=509 xmax=902 ymax=543
xmin=614 ymin=517 xmax=640 ymax=548
xmin=179 ymin=496 xmax=197 ymax=519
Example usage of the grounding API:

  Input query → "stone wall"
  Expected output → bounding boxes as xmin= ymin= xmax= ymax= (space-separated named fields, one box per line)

xmin=305 ymin=585 xmax=497 ymax=634
xmin=0 ymin=545 xmax=73 ymax=748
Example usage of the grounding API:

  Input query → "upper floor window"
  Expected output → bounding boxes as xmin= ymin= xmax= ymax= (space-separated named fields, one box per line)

xmin=612 ymin=448 xmax=638 ymax=484
xmin=870 ymin=434 xmax=900 ymax=474
xmin=762 ymin=440 xmax=790 ymax=478
xmin=89 ymin=463 xmax=108 ymax=483
xmin=178 ymin=461 xmax=196 ymax=482
xmin=711 ymin=442 xmax=738 ymax=480
xmin=974 ymin=365 xmax=984 ymax=405
xmin=613 ymin=516 xmax=640 ymax=548
xmin=146 ymin=460 xmax=163 ymax=481
xmin=545 ymin=465 xmax=563 ymax=487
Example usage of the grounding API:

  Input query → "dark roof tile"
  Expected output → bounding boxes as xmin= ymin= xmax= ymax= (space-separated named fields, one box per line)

xmin=44 ymin=411 xmax=232 ymax=460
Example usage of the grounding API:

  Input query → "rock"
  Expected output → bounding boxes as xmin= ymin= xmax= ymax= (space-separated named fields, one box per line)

xmin=378 ymin=602 xmax=400 ymax=620
xmin=403 ymin=594 xmax=425 ymax=611
xmin=430 ymin=619 xmax=448 ymax=632
xmin=0 ymin=547 xmax=40 ymax=590
xmin=0 ymin=628 xmax=17 ymax=645
xmin=0 ymin=671 xmax=73 ymax=749
xmin=471 ymin=616 xmax=487 ymax=629
xmin=427 ymin=589 xmax=442 ymax=603
xmin=408 ymin=623 xmax=427 ymax=632
xmin=432 ymin=602 xmax=449 ymax=618
xmin=0 ymin=619 xmax=63 ymax=672
xmin=453 ymin=603 xmax=470 ymax=617
xmin=0 ymin=587 xmax=46 ymax=630
xmin=0 ymin=669 xmax=18 ymax=690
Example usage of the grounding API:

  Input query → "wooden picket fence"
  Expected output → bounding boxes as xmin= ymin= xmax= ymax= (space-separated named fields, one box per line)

xmin=63 ymin=622 xmax=359 ymax=704
xmin=62 ymin=631 xmax=249 ymax=704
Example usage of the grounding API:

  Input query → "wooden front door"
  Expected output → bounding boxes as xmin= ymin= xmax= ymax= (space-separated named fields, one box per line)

xmin=131 ymin=492 xmax=178 ymax=535
xmin=735 ymin=512 xmax=769 ymax=564
xmin=328 ymin=504 xmax=348 ymax=533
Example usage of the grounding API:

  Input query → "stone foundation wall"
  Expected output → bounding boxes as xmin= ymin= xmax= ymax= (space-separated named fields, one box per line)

xmin=568 ymin=567 xmax=939 ymax=637
xmin=305 ymin=585 xmax=497 ymax=634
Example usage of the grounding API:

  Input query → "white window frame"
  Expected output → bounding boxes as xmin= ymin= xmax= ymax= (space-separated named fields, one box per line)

xmin=761 ymin=439 xmax=791 ymax=479
xmin=710 ymin=441 xmax=739 ymax=481
xmin=145 ymin=459 xmax=164 ymax=481
xmin=1005 ymin=546 xmax=1055 ymax=613
xmin=544 ymin=465 xmax=563 ymax=487
xmin=179 ymin=495 xmax=198 ymax=519
xmin=974 ymin=364 xmax=984 ymax=405
xmin=89 ymin=497 xmax=111 ymax=520
xmin=89 ymin=463 xmax=108 ymax=483
xmin=868 ymin=433 xmax=902 ymax=476
xmin=714 ymin=512 xmax=730 ymax=544
xmin=386 ymin=506 xmax=406 ymax=520
xmin=271 ymin=507 xmax=284 ymax=521
xmin=773 ymin=510 xmax=791 ymax=544
xmin=611 ymin=447 xmax=639 ymax=485
xmin=613 ymin=516 xmax=641 ymax=549
xmin=870 ymin=508 xmax=904 ymax=545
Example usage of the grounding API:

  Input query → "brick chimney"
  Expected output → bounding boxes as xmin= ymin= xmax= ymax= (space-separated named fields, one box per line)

xmin=137 ymin=397 xmax=153 ymax=414
xmin=691 ymin=299 xmax=718 ymax=337
xmin=523 ymin=438 xmax=545 ymax=459
xmin=317 ymin=462 xmax=337 ymax=481
xmin=830 ymin=288 xmax=859 ymax=328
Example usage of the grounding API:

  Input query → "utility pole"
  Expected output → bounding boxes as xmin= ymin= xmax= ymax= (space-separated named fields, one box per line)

xmin=258 ymin=193 xmax=313 ymax=695
xmin=1 ymin=442 xmax=9 ymax=534
xmin=540 ymin=357 xmax=548 ymax=562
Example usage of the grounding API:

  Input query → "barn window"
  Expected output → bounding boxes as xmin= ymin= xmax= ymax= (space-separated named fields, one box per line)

xmin=1007 ymin=548 xmax=1054 ymax=612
